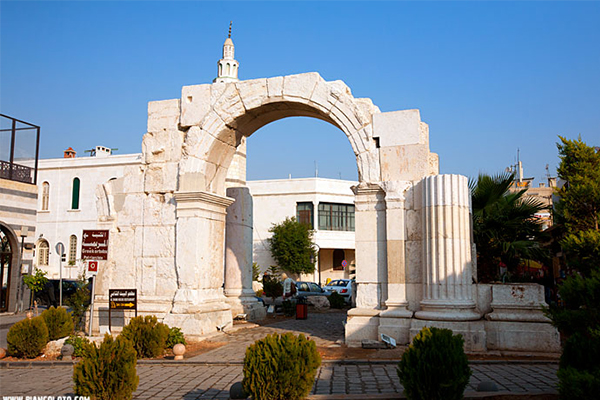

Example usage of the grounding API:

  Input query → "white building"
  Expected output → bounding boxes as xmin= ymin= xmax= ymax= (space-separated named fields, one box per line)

xmin=34 ymin=146 xmax=141 ymax=279
xmin=248 ymin=177 xmax=356 ymax=285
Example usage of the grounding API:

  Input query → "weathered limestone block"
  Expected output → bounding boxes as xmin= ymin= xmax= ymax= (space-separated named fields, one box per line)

xmin=135 ymin=225 xmax=176 ymax=259
xmin=486 ymin=283 xmax=551 ymax=322
xmin=144 ymin=162 xmax=178 ymax=193
xmin=236 ymin=78 xmax=268 ymax=111
xmin=346 ymin=308 xmax=380 ymax=347
xmin=308 ymin=79 xmax=338 ymax=113
xmin=212 ymin=84 xmax=245 ymax=127
xmin=142 ymin=129 xmax=184 ymax=164
xmin=142 ymin=193 xmax=176 ymax=227
xmin=485 ymin=320 xmax=560 ymax=352
xmin=329 ymin=90 xmax=370 ymax=132
xmin=148 ymin=99 xmax=181 ymax=133
xmin=266 ymin=76 xmax=284 ymax=99
xmin=379 ymin=144 xmax=430 ymax=182
xmin=356 ymin=150 xmax=381 ymax=183
xmin=180 ymin=84 xmax=211 ymax=127
xmin=283 ymin=73 xmax=320 ymax=101
xmin=373 ymin=109 xmax=427 ymax=147
xmin=116 ymin=193 xmax=145 ymax=227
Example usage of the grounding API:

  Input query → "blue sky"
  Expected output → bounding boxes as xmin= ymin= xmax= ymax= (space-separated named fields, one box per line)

xmin=1 ymin=1 xmax=599 ymax=183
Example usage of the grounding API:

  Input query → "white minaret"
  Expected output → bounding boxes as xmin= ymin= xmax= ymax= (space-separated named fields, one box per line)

xmin=214 ymin=22 xmax=239 ymax=83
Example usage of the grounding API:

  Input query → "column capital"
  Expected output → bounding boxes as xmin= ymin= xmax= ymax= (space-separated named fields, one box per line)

xmin=174 ymin=190 xmax=234 ymax=219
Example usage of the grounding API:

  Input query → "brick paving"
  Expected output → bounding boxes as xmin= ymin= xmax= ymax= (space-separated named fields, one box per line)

xmin=0 ymin=310 xmax=559 ymax=399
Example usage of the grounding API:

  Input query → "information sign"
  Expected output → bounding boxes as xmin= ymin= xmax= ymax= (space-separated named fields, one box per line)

xmin=82 ymin=230 xmax=109 ymax=260
xmin=109 ymin=289 xmax=137 ymax=310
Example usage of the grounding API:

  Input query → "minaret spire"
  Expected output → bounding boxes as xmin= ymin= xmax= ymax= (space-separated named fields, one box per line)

xmin=214 ymin=22 xmax=239 ymax=83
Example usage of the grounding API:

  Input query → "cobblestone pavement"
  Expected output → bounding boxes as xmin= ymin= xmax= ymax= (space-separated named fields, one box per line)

xmin=188 ymin=312 xmax=346 ymax=363
xmin=0 ymin=362 xmax=558 ymax=399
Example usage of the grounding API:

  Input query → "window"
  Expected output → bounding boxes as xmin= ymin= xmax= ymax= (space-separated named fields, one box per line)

xmin=296 ymin=202 xmax=314 ymax=228
xmin=69 ymin=235 xmax=77 ymax=264
xmin=41 ymin=182 xmax=49 ymax=211
xmin=37 ymin=240 xmax=49 ymax=266
xmin=333 ymin=249 xmax=345 ymax=270
xmin=71 ymin=177 xmax=80 ymax=209
xmin=318 ymin=203 xmax=355 ymax=231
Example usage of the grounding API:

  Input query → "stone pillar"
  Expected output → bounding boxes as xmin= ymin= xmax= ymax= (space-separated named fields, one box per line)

xmin=164 ymin=191 xmax=234 ymax=337
xmin=378 ymin=182 xmax=413 ymax=344
xmin=346 ymin=183 xmax=387 ymax=346
xmin=415 ymin=174 xmax=480 ymax=321
xmin=224 ymin=187 xmax=265 ymax=321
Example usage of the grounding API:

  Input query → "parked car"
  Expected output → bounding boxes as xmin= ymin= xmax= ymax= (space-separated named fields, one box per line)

xmin=296 ymin=281 xmax=332 ymax=297
xmin=325 ymin=279 xmax=353 ymax=303
xmin=34 ymin=279 xmax=86 ymax=308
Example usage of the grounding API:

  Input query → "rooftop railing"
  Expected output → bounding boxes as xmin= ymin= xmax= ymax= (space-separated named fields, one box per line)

xmin=0 ymin=114 xmax=40 ymax=185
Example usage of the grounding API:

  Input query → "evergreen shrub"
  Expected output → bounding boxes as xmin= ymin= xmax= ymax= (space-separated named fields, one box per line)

xmin=557 ymin=331 xmax=600 ymax=398
xmin=121 ymin=315 xmax=169 ymax=358
xmin=41 ymin=306 xmax=74 ymax=340
xmin=397 ymin=327 xmax=471 ymax=400
xmin=66 ymin=276 xmax=91 ymax=331
xmin=166 ymin=326 xmax=186 ymax=349
xmin=65 ymin=334 xmax=91 ymax=357
xmin=328 ymin=292 xmax=345 ymax=309
xmin=6 ymin=316 xmax=49 ymax=358
xmin=243 ymin=332 xmax=321 ymax=400
xmin=73 ymin=334 xmax=139 ymax=400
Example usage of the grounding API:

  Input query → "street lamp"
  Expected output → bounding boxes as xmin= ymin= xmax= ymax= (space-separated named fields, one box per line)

xmin=311 ymin=244 xmax=321 ymax=285
xmin=16 ymin=226 xmax=28 ymax=312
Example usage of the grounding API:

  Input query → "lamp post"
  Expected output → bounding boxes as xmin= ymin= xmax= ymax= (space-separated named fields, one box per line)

xmin=16 ymin=227 xmax=28 ymax=313
xmin=311 ymin=244 xmax=321 ymax=286
xmin=55 ymin=242 xmax=65 ymax=307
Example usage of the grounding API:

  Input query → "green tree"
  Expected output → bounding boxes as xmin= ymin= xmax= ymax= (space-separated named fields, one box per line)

xmin=23 ymin=268 xmax=48 ymax=308
xmin=268 ymin=217 xmax=317 ymax=275
xmin=470 ymin=172 xmax=548 ymax=282
xmin=547 ymin=136 xmax=600 ymax=399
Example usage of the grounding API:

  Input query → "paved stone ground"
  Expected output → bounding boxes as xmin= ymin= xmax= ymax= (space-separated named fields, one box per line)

xmin=0 ymin=310 xmax=559 ymax=399
xmin=0 ymin=363 xmax=559 ymax=399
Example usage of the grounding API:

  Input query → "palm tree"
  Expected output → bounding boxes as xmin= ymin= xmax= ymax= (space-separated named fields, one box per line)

xmin=470 ymin=172 xmax=548 ymax=282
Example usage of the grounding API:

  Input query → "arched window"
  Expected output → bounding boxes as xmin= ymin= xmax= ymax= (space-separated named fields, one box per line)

xmin=37 ymin=240 xmax=49 ymax=266
xmin=71 ymin=177 xmax=80 ymax=209
xmin=226 ymin=63 xmax=231 ymax=76
xmin=69 ymin=235 xmax=77 ymax=264
xmin=41 ymin=182 xmax=50 ymax=211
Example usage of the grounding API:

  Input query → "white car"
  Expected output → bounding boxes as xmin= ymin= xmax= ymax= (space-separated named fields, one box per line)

xmin=325 ymin=279 xmax=353 ymax=303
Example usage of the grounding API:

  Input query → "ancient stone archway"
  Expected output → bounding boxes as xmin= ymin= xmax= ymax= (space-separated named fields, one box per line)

xmin=98 ymin=72 xmax=488 ymax=348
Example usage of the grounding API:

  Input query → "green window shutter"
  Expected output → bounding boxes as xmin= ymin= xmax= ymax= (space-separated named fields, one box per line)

xmin=71 ymin=177 xmax=80 ymax=209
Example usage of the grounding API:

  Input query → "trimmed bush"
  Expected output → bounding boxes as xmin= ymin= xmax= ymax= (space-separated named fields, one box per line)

xmin=397 ymin=327 xmax=471 ymax=400
xmin=121 ymin=315 xmax=169 ymax=358
xmin=73 ymin=334 xmax=139 ymax=400
xmin=328 ymin=292 xmax=345 ymax=309
xmin=243 ymin=332 xmax=321 ymax=400
xmin=166 ymin=326 xmax=186 ymax=349
xmin=557 ymin=331 xmax=600 ymax=399
xmin=65 ymin=334 xmax=91 ymax=357
xmin=41 ymin=306 xmax=74 ymax=340
xmin=7 ymin=316 xmax=49 ymax=358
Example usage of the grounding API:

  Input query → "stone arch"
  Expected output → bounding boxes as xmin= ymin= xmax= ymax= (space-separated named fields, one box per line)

xmin=0 ymin=222 xmax=20 ymax=312
xmin=177 ymin=73 xmax=382 ymax=195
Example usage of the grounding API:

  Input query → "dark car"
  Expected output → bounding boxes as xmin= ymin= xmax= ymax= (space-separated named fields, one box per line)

xmin=34 ymin=279 xmax=86 ymax=307
xmin=296 ymin=281 xmax=332 ymax=297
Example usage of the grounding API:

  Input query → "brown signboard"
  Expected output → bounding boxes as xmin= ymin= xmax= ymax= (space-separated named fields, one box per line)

xmin=109 ymin=289 xmax=137 ymax=310
xmin=81 ymin=230 xmax=109 ymax=260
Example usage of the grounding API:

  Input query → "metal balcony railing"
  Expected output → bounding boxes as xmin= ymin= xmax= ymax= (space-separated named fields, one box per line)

xmin=0 ymin=114 xmax=40 ymax=185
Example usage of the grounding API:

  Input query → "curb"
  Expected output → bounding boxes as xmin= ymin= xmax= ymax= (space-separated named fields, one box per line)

xmin=0 ymin=359 xmax=559 ymax=368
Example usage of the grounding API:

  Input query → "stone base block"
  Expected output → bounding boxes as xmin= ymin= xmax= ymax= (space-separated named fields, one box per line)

xmin=225 ymin=297 xmax=267 ymax=321
xmin=92 ymin=299 xmax=172 ymax=334
xmin=378 ymin=307 xmax=413 ymax=345
xmin=410 ymin=319 xmax=487 ymax=352
xmin=163 ymin=301 xmax=233 ymax=338
xmin=485 ymin=320 xmax=560 ymax=353
xmin=345 ymin=308 xmax=380 ymax=347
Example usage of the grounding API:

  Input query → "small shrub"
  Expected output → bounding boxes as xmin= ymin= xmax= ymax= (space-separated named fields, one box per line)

xmin=73 ymin=334 xmax=139 ymax=400
xmin=166 ymin=326 xmax=186 ymax=349
xmin=243 ymin=332 xmax=321 ymax=400
xmin=557 ymin=331 xmax=600 ymax=399
xmin=7 ymin=316 xmax=49 ymax=358
xmin=41 ymin=306 xmax=74 ymax=340
xmin=121 ymin=315 xmax=169 ymax=358
xmin=397 ymin=327 xmax=471 ymax=400
xmin=328 ymin=292 xmax=345 ymax=309
xmin=65 ymin=334 xmax=91 ymax=357
xmin=255 ymin=289 xmax=264 ymax=297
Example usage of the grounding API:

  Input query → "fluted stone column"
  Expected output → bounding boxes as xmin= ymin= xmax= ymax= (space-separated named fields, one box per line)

xmin=224 ymin=187 xmax=265 ymax=321
xmin=164 ymin=191 xmax=234 ymax=337
xmin=415 ymin=174 xmax=480 ymax=321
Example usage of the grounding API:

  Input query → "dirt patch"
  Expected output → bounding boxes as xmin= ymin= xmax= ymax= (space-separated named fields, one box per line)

xmin=318 ymin=346 xmax=406 ymax=361
xmin=162 ymin=340 xmax=226 ymax=360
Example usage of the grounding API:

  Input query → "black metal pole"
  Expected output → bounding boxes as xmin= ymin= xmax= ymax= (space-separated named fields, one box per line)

xmin=9 ymin=119 xmax=16 ymax=181
xmin=34 ymin=127 xmax=40 ymax=185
